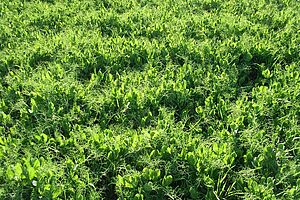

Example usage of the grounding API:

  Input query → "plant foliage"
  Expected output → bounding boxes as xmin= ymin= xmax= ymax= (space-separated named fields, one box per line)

xmin=0 ymin=0 xmax=299 ymax=199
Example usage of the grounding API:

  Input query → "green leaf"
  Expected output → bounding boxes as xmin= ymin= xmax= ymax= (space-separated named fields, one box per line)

xmin=190 ymin=187 xmax=199 ymax=199
xmin=6 ymin=167 xmax=14 ymax=180
xmin=124 ymin=180 xmax=134 ymax=188
xmin=196 ymin=106 xmax=203 ymax=114
xmin=33 ymin=159 xmax=40 ymax=169
xmin=44 ymin=184 xmax=51 ymax=191
xmin=143 ymin=182 xmax=153 ymax=192
xmin=134 ymin=193 xmax=144 ymax=200
xmin=203 ymin=175 xmax=214 ymax=188
xmin=262 ymin=69 xmax=271 ymax=78
xmin=162 ymin=175 xmax=173 ymax=186
xmin=52 ymin=186 xmax=63 ymax=198
xmin=187 ymin=152 xmax=196 ymax=165
xmin=41 ymin=134 xmax=48 ymax=143
xmin=27 ymin=167 xmax=36 ymax=180
xmin=149 ymin=169 xmax=161 ymax=180
xmin=15 ymin=163 xmax=23 ymax=177
xmin=116 ymin=175 xmax=125 ymax=188
xmin=0 ymin=137 xmax=4 ymax=145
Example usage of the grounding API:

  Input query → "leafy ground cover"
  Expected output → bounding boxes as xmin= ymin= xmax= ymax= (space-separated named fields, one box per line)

xmin=0 ymin=0 xmax=299 ymax=199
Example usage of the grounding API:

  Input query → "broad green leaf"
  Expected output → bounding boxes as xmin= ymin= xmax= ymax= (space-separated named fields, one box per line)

xmin=27 ymin=167 xmax=36 ymax=180
xmin=15 ymin=163 xmax=23 ymax=177
xmin=6 ymin=167 xmax=14 ymax=180
xmin=33 ymin=159 xmax=40 ymax=169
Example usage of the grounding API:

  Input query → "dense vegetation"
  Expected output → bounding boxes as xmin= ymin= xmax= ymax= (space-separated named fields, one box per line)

xmin=0 ymin=0 xmax=299 ymax=199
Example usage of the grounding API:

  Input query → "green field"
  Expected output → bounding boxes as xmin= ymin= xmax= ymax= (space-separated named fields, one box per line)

xmin=0 ymin=0 xmax=299 ymax=199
